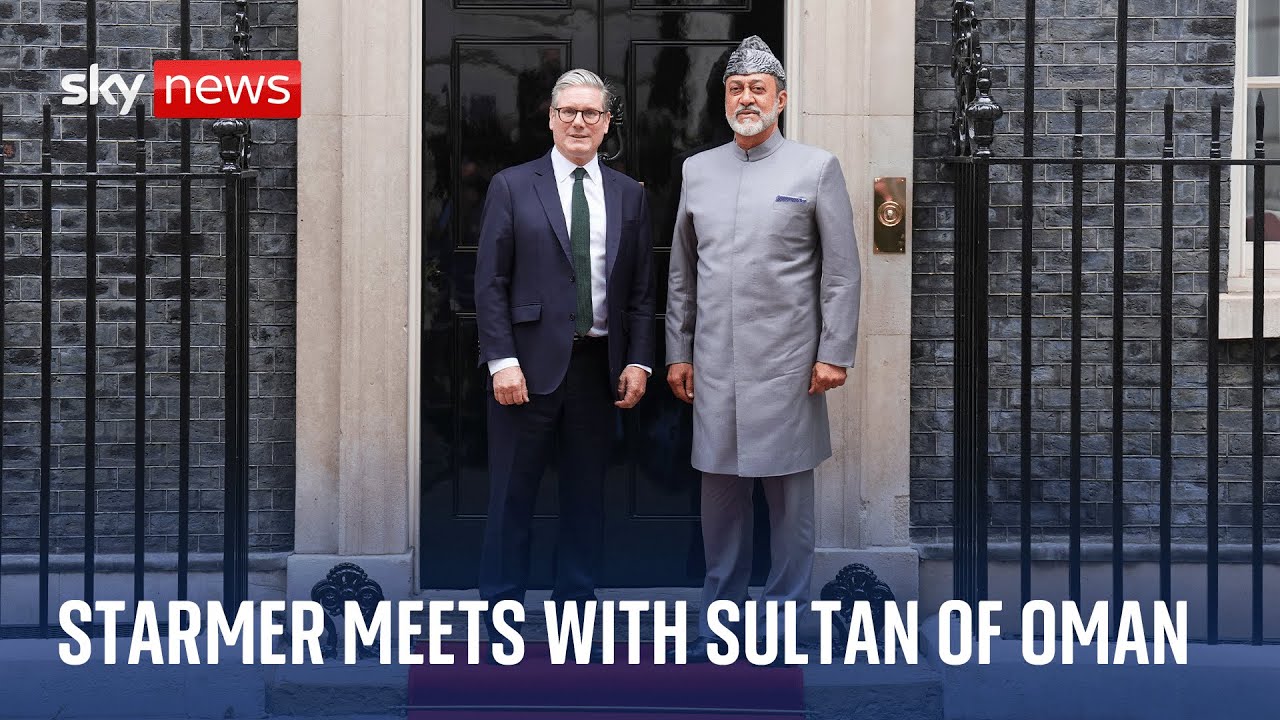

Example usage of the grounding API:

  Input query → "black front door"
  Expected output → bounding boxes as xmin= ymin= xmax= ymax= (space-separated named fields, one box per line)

xmin=420 ymin=0 xmax=783 ymax=588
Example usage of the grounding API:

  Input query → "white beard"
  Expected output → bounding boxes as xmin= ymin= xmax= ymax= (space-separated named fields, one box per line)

xmin=727 ymin=106 xmax=779 ymax=137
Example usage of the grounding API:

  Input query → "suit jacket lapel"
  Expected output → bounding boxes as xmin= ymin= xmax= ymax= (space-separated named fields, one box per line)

xmin=533 ymin=154 xmax=572 ymax=265
xmin=603 ymin=167 xmax=621 ymax=282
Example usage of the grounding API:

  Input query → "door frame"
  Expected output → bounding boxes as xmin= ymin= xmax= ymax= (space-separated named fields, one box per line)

xmin=294 ymin=0 xmax=919 ymax=601
xmin=291 ymin=0 xmax=916 ymax=599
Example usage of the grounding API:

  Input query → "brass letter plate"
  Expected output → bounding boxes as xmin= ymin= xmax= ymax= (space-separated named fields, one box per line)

xmin=873 ymin=176 xmax=907 ymax=254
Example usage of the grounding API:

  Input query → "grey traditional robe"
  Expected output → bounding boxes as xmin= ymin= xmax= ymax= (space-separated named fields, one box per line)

xmin=666 ymin=131 xmax=861 ymax=477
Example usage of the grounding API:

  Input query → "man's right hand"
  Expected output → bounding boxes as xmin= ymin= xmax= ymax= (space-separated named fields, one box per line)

xmin=667 ymin=363 xmax=694 ymax=404
xmin=493 ymin=366 xmax=530 ymax=406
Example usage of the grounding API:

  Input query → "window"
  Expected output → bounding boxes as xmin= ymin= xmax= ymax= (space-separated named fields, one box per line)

xmin=1225 ymin=0 xmax=1280 ymax=337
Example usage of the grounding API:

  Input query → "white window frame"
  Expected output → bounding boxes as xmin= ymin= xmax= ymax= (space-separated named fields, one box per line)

xmin=1224 ymin=0 xmax=1280 ymax=338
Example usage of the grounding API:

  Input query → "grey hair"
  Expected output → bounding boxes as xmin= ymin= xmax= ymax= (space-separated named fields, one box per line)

xmin=550 ymin=68 xmax=612 ymax=109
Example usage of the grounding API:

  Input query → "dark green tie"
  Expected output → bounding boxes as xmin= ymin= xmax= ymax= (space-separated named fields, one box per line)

xmin=570 ymin=166 xmax=593 ymax=336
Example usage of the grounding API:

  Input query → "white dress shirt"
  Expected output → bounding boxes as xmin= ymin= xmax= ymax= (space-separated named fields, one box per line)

xmin=488 ymin=147 xmax=650 ymax=378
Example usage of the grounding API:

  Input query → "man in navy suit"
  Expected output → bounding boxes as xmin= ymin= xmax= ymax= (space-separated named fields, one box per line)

xmin=474 ymin=69 xmax=655 ymax=638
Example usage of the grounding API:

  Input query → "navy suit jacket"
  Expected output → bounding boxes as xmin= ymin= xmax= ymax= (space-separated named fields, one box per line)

xmin=474 ymin=152 xmax=656 ymax=396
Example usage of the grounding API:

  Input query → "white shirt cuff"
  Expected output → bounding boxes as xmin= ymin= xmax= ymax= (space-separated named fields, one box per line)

xmin=626 ymin=363 xmax=652 ymax=377
xmin=488 ymin=357 xmax=520 ymax=375
xmin=492 ymin=359 xmax=648 ymax=376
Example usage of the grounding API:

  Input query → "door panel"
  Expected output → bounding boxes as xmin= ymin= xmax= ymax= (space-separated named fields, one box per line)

xmin=421 ymin=0 xmax=784 ymax=588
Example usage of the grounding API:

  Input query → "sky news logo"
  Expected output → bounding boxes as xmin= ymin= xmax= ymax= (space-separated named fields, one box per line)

xmin=61 ymin=60 xmax=302 ymax=119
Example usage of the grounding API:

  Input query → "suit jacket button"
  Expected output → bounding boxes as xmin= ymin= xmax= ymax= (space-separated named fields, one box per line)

xmin=569 ymin=275 xmax=576 ymax=283
xmin=569 ymin=313 xmax=576 ymax=321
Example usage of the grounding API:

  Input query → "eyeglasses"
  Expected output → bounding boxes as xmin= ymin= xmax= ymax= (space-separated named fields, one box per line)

xmin=553 ymin=106 xmax=607 ymax=124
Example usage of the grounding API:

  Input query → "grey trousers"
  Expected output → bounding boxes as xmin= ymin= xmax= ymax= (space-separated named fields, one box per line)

xmin=697 ymin=469 xmax=816 ymax=640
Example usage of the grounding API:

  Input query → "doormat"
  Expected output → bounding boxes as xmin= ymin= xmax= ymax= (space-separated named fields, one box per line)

xmin=407 ymin=642 xmax=804 ymax=719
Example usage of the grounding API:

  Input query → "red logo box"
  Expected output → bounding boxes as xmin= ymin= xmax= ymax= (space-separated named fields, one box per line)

xmin=153 ymin=60 xmax=301 ymax=119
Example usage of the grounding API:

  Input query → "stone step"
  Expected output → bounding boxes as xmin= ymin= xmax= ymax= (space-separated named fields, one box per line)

xmin=267 ymin=662 xmax=407 ymax=717
xmin=805 ymin=662 xmax=943 ymax=720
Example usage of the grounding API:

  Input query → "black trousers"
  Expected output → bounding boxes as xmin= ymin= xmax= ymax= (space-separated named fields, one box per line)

xmin=478 ymin=337 xmax=613 ymax=610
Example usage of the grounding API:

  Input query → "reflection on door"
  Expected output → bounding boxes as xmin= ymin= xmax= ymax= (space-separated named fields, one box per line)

xmin=421 ymin=0 xmax=783 ymax=588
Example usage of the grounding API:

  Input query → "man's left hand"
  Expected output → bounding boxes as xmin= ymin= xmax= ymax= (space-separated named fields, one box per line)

xmin=808 ymin=362 xmax=847 ymax=395
xmin=616 ymin=366 xmax=649 ymax=409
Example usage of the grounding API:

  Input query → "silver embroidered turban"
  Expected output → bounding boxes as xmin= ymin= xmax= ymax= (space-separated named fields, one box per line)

xmin=721 ymin=35 xmax=786 ymax=84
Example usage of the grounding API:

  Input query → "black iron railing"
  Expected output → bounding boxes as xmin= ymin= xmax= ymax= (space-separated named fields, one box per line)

xmin=950 ymin=0 xmax=1278 ymax=643
xmin=0 ymin=0 xmax=254 ymax=637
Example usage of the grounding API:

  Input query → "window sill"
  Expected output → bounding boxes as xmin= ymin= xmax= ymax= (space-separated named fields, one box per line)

xmin=1219 ymin=282 xmax=1280 ymax=339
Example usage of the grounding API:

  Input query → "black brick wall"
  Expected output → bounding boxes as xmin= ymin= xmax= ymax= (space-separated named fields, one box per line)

xmin=1 ymin=0 xmax=297 ymax=555
xmin=913 ymin=0 xmax=1280 ymax=545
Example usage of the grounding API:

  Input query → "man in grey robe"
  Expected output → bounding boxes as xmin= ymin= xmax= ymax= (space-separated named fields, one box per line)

xmin=665 ymin=36 xmax=861 ymax=662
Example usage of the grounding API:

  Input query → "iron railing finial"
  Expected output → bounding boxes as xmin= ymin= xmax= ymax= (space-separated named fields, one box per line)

xmin=213 ymin=0 xmax=253 ymax=171
xmin=967 ymin=69 xmax=1002 ymax=157
xmin=951 ymin=0 xmax=1003 ymax=158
